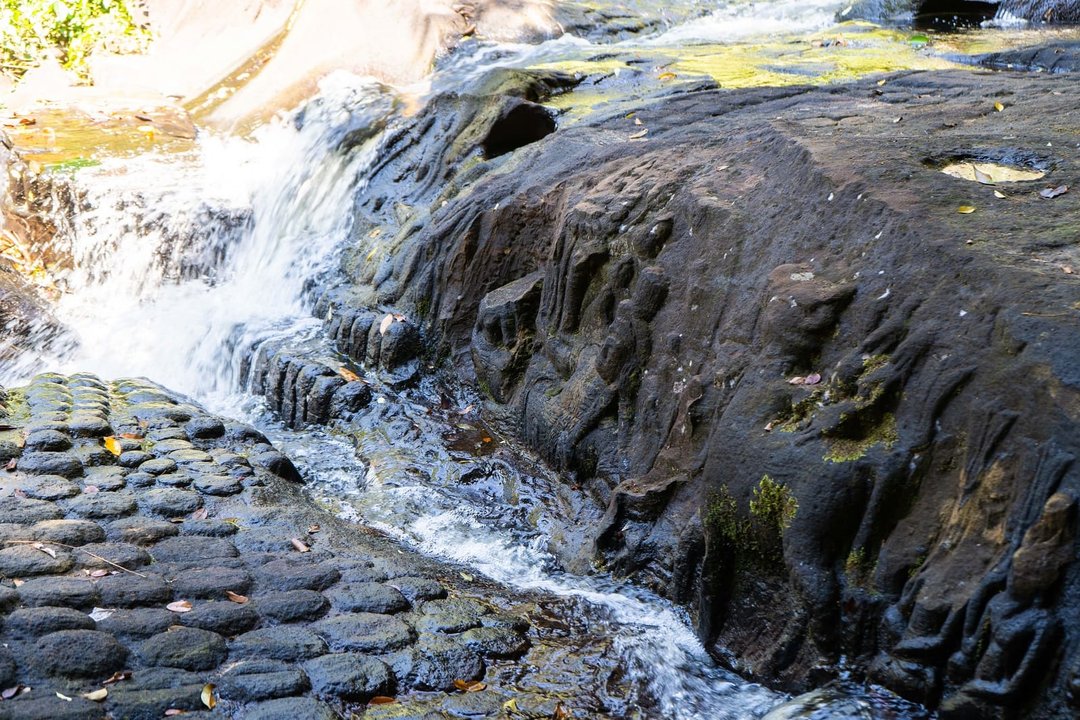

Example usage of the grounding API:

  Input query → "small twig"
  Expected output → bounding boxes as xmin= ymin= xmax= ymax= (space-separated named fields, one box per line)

xmin=6 ymin=540 xmax=148 ymax=578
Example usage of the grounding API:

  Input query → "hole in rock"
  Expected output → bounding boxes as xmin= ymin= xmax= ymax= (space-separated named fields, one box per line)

xmin=927 ymin=150 xmax=1051 ymax=183
xmin=482 ymin=102 xmax=557 ymax=159
xmin=915 ymin=0 xmax=997 ymax=28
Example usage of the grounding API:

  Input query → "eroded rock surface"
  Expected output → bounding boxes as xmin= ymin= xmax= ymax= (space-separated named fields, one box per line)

xmin=297 ymin=64 xmax=1080 ymax=719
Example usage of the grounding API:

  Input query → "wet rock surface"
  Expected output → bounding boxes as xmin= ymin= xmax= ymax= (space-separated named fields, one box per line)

xmin=0 ymin=373 xmax=574 ymax=718
xmin=277 ymin=59 xmax=1080 ymax=719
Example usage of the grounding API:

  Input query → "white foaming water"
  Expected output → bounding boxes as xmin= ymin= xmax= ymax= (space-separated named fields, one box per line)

xmin=1 ymin=73 xmax=390 ymax=403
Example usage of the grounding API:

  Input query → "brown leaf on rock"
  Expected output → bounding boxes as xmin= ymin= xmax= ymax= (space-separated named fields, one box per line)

xmin=307 ymin=524 xmax=321 ymax=534
xmin=11 ymin=579 xmax=23 ymax=587
xmin=369 ymin=696 xmax=396 ymax=705
xmin=201 ymin=683 xmax=216 ymax=710
xmin=553 ymin=702 xmax=572 ymax=720
xmin=166 ymin=600 xmax=193 ymax=613
xmin=5 ymin=458 xmax=15 ymax=471
xmin=453 ymin=679 xmax=486 ymax=693
xmin=290 ymin=538 xmax=311 ymax=553
xmin=225 ymin=591 xmax=249 ymax=604
xmin=1063 ymin=265 xmax=1075 ymax=275
xmin=339 ymin=367 xmax=360 ymax=383
xmin=164 ymin=710 xmax=186 ymax=717
xmin=1040 ymin=185 xmax=1069 ymax=199
xmin=120 ymin=433 xmax=143 ymax=440
xmin=190 ymin=507 xmax=208 ymax=521
xmin=804 ymin=373 xmax=822 ymax=386
xmin=103 ymin=436 xmax=122 ymax=457
xmin=102 ymin=671 xmax=132 ymax=685
xmin=629 ymin=128 xmax=649 ymax=140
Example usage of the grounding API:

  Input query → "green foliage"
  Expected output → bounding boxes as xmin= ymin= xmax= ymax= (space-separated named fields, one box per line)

xmin=0 ymin=0 xmax=149 ymax=81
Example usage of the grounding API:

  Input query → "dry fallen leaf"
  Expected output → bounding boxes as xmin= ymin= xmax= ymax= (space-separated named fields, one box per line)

xmin=83 ymin=485 xmax=99 ymax=494
xmin=89 ymin=569 xmax=109 ymax=578
xmin=993 ymin=190 xmax=1007 ymax=199
xmin=201 ymin=683 xmax=216 ymax=710
xmin=787 ymin=376 xmax=805 ymax=385
xmin=973 ymin=166 xmax=994 ymax=185
xmin=458 ymin=404 xmax=475 ymax=416
xmin=225 ymin=591 xmax=249 ymax=604
xmin=166 ymin=600 xmax=193 ymax=613
xmin=957 ymin=205 xmax=976 ymax=214
xmin=5 ymin=458 xmax=15 ymax=471
xmin=164 ymin=710 xmax=186 ymax=717
xmin=764 ymin=421 xmax=775 ymax=432
xmin=369 ymin=696 xmax=396 ymax=705
xmin=120 ymin=433 xmax=143 ymax=440
xmin=804 ymin=373 xmax=822 ymax=386
xmin=994 ymin=101 xmax=1005 ymax=112
xmin=102 ymin=671 xmax=132 ymax=685
xmin=629 ymin=128 xmax=649 ymax=140
xmin=339 ymin=367 xmax=360 ymax=383
xmin=11 ymin=579 xmax=23 ymax=587
xmin=103 ymin=436 xmax=122 ymax=457
xmin=291 ymin=538 xmax=311 ymax=553
xmin=1 ymin=685 xmax=23 ymax=700
xmin=379 ymin=314 xmax=395 ymax=336
xmin=553 ymin=702 xmax=572 ymax=720
xmin=453 ymin=679 xmax=486 ymax=693
xmin=190 ymin=507 xmax=208 ymax=521
xmin=32 ymin=542 xmax=57 ymax=559
xmin=1063 ymin=266 xmax=1075 ymax=275
xmin=1040 ymin=185 xmax=1069 ymax=199
xmin=307 ymin=524 xmax=321 ymax=534
xmin=56 ymin=692 xmax=72 ymax=702
xmin=83 ymin=688 xmax=108 ymax=702
xmin=658 ymin=71 xmax=677 ymax=81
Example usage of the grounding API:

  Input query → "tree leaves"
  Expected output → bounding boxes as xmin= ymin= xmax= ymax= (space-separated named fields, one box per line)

xmin=201 ymin=684 xmax=216 ymax=710
xmin=1040 ymin=185 xmax=1069 ymax=199
xmin=225 ymin=591 xmax=249 ymax=604
xmin=166 ymin=600 xmax=193 ymax=613
xmin=83 ymin=688 xmax=107 ymax=702
xmin=957 ymin=206 xmax=976 ymax=214
xmin=453 ymin=679 xmax=486 ymax=693
xmin=339 ymin=367 xmax=360 ymax=383
xmin=290 ymin=538 xmax=311 ymax=553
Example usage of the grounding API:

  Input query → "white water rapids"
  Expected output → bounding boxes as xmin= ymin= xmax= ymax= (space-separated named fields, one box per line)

xmin=2 ymin=1 xmax=942 ymax=717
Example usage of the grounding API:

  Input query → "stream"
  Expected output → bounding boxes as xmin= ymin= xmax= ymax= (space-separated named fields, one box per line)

xmin=1 ymin=0 xmax=1064 ymax=716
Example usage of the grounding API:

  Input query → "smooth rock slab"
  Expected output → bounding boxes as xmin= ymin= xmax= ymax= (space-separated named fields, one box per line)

xmin=16 ymin=451 xmax=83 ymax=478
xmin=6 ymin=606 xmax=96 ymax=638
xmin=0 ymin=544 xmax=74 ymax=576
xmin=193 ymin=475 xmax=243 ymax=496
xmin=230 ymin=626 xmax=328 ymax=662
xmin=96 ymin=573 xmax=171 ymax=607
xmin=95 ymin=608 xmax=176 ymax=639
xmin=388 ymin=578 xmax=447 ymax=604
xmin=17 ymin=576 xmax=99 ymax=608
xmin=19 ymin=475 xmax=79 ymax=501
xmin=256 ymin=559 xmax=340 ymax=591
xmin=0 ymin=496 xmax=64 ymax=524
xmin=32 ymin=518 xmax=106 ymax=546
xmin=150 ymin=535 xmax=238 ymax=563
xmin=170 ymin=565 xmax=252 ymax=597
xmin=254 ymin=590 xmax=329 ymax=624
xmin=139 ymin=488 xmax=203 ymax=517
xmin=326 ymin=582 xmax=409 ymax=614
xmin=32 ymin=629 xmax=128 ymax=677
xmin=62 ymin=492 xmax=137 ymax=519
xmin=241 ymin=697 xmax=338 ymax=720
xmin=219 ymin=661 xmax=310 ymax=703
xmin=302 ymin=652 xmax=392 ymax=700
xmin=460 ymin=625 xmax=531 ymax=658
xmin=139 ymin=626 xmax=227 ymax=671
xmin=179 ymin=600 xmax=260 ymax=636
xmin=106 ymin=517 xmax=179 ymax=545
xmin=312 ymin=612 xmax=413 ymax=653
xmin=403 ymin=633 xmax=484 ymax=691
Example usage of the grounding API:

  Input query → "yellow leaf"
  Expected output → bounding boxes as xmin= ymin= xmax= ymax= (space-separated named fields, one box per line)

xmin=201 ymin=683 xmax=216 ymax=710
xmin=453 ymin=679 xmax=486 ymax=692
xmin=658 ymin=72 xmax=677 ymax=81
xmin=103 ymin=436 xmax=122 ymax=456
xmin=994 ymin=101 xmax=1005 ymax=112
xmin=83 ymin=688 xmax=108 ymax=702
xmin=957 ymin=206 xmax=976 ymax=214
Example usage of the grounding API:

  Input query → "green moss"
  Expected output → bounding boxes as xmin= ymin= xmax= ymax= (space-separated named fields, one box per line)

xmin=775 ymin=391 xmax=822 ymax=432
xmin=824 ymin=412 xmax=898 ymax=463
xmin=861 ymin=354 xmax=890 ymax=374
xmin=749 ymin=474 xmax=798 ymax=532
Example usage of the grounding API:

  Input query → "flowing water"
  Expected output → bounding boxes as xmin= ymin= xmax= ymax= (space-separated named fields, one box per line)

xmin=2 ymin=0 xmax=1054 ymax=716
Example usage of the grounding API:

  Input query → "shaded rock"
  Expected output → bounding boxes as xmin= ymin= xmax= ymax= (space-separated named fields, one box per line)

xmin=139 ymin=626 xmax=227 ymax=671
xmin=312 ymin=612 xmax=413 ymax=653
xmin=230 ymin=626 xmax=328 ymax=661
xmin=32 ymin=629 xmax=127 ymax=677
xmin=302 ymin=652 xmax=393 ymax=700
